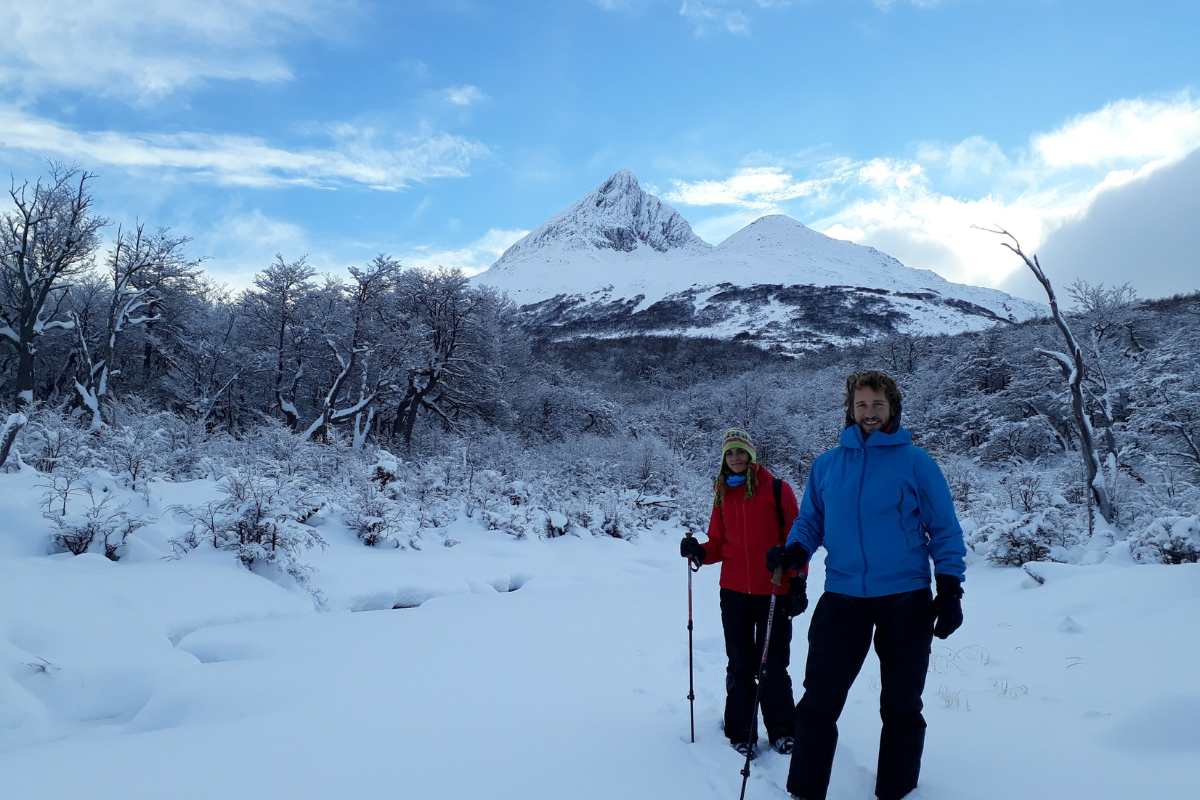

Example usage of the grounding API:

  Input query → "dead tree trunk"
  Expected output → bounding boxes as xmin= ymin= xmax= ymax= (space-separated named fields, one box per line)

xmin=982 ymin=226 xmax=1116 ymax=525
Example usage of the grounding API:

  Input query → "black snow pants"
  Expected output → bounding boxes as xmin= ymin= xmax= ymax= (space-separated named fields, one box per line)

xmin=720 ymin=587 xmax=794 ymax=745
xmin=786 ymin=588 xmax=934 ymax=800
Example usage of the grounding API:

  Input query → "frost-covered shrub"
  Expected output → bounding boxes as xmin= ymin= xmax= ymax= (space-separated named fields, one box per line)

xmin=341 ymin=479 xmax=401 ymax=547
xmin=998 ymin=460 xmax=1053 ymax=513
xmin=981 ymin=419 xmax=1062 ymax=463
xmin=599 ymin=489 xmax=625 ymax=538
xmin=39 ymin=460 xmax=88 ymax=518
xmin=19 ymin=405 xmax=97 ymax=474
xmin=157 ymin=414 xmax=219 ymax=480
xmin=171 ymin=470 xmax=325 ymax=592
xmin=46 ymin=483 xmax=144 ymax=560
xmin=941 ymin=456 xmax=982 ymax=510
xmin=389 ymin=461 xmax=459 ymax=531
xmin=1129 ymin=516 xmax=1200 ymax=564
xmin=544 ymin=509 xmax=569 ymax=537
xmin=242 ymin=420 xmax=326 ymax=480
xmin=479 ymin=477 xmax=537 ymax=538
xmin=101 ymin=424 xmax=161 ymax=493
xmin=968 ymin=505 xmax=1083 ymax=566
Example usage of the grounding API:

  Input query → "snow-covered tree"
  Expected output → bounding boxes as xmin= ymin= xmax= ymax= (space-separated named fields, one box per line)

xmin=386 ymin=269 xmax=504 ymax=449
xmin=72 ymin=224 xmax=197 ymax=430
xmin=0 ymin=167 xmax=105 ymax=408
xmin=985 ymin=228 xmax=1117 ymax=526
xmin=244 ymin=255 xmax=316 ymax=430
xmin=302 ymin=256 xmax=400 ymax=443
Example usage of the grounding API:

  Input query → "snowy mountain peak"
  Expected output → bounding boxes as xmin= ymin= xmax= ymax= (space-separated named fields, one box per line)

xmin=597 ymin=168 xmax=641 ymax=196
xmin=717 ymin=213 xmax=824 ymax=250
xmin=491 ymin=170 xmax=709 ymax=268
xmin=473 ymin=172 xmax=1045 ymax=351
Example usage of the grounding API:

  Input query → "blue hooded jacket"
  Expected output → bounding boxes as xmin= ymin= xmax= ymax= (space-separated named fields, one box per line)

xmin=787 ymin=424 xmax=966 ymax=598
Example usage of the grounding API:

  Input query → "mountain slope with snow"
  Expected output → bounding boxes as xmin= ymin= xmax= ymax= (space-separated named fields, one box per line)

xmin=475 ymin=172 xmax=1044 ymax=352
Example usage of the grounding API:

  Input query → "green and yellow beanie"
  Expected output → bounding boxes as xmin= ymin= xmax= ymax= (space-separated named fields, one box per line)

xmin=720 ymin=427 xmax=757 ymax=464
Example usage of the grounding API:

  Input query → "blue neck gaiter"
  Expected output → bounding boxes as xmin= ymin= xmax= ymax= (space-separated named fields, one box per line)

xmin=725 ymin=474 xmax=747 ymax=488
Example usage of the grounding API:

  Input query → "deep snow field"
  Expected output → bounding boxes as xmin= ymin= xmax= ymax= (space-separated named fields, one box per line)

xmin=2 ymin=466 xmax=1197 ymax=800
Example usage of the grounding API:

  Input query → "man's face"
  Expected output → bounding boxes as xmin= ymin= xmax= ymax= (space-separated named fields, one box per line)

xmin=724 ymin=447 xmax=750 ymax=474
xmin=853 ymin=385 xmax=891 ymax=436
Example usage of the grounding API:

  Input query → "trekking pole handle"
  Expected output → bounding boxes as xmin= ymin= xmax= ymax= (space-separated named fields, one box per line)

xmin=770 ymin=567 xmax=783 ymax=587
xmin=685 ymin=532 xmax=701 ymax=572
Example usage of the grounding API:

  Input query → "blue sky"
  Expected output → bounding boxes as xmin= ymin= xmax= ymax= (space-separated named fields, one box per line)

xmin=1 ymin=0 xmax=1197 ymax=299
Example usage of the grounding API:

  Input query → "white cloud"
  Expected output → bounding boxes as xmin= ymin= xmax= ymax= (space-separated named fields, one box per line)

xmin=190 ymin=212 xmax=527 ymax=290
xmin=856 ymin=158 xmax=924 ymax=191
xmin=0 ymin=0 xmax=353 ymax=102
xmin=679 ymin=1 xmax=752 ymax=36
xmin=665 ymin=165 xmax=846 ymax=209
xmin=873 ymin=0 xmax=945 ymax=10
xmin=443 ymin=84 xmax=486 ymax=107
xmin=0 ymin=106 xmax=488 ymax=191
xmin=667 ymin=92 xmax=1200 ymax=296
xmin=403 ymin=228 xmax=529 ymax=276
xmin=191 ymin=209 xmax=340 ymax=291
xmin=598 ymin=1 xmax=786 ymax=37
xmin=916 ymin=135 xmax=1010 ymax=186
xmin=1003 ymin=148 xmax=1200 ymax=302
xmin=1032 ymin=93 xmax=1200 ymax=168
xmin=816 ymin=184 xmax=1078 ymax=290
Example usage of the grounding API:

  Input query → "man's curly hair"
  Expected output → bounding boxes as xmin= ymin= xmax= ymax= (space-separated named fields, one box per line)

xmin=843 ymin=370 xmax=903 ymax=431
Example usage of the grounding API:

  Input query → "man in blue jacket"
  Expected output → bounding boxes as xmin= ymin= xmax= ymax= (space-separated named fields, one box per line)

xmin=767 ymin=370 xmax=966 ymax=800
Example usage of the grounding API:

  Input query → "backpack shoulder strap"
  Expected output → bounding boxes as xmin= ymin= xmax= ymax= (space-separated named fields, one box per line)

xmin=773 ymin=477 xmax=784 ymax=536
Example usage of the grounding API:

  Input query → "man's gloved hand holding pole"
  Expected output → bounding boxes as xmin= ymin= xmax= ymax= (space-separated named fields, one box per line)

xmin=765 ymin=542 xmax=809 ymax=573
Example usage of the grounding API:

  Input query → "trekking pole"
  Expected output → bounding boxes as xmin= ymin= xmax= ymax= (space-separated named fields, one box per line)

xmin=686 ymin=533 xmax=701 ymax=743
xmin=737 ymin=567 xmax=784 ymax=800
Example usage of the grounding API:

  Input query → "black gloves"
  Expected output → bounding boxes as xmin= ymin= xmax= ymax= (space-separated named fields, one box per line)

xmin=765 ymin=542 xmax=809 ymax=573
xmin=680 ymin=536 xmax=705 ymax=565
xmin=932 ymin=574 xmax=964 ymax=639
xmin=785 ymin=575 xmax=809 ymax=617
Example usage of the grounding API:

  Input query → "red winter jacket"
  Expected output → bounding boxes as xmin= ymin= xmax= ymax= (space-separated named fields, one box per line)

xmin=703 ymin=464 xmax=803 ymax=596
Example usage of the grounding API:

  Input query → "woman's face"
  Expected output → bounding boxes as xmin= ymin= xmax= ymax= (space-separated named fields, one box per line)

xmin=724 ymin=447 xmax=750 ymax=474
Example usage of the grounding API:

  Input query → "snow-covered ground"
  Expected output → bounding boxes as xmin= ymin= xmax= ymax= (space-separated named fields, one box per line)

xmin=2 ymin=469 xmax=1197 ymax=799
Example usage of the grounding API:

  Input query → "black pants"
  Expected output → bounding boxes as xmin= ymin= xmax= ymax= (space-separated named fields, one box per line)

xmin=786 ymin=589 xmax=934 ymax=800
xmin=720 ymin=588 xmax=794 ymax=744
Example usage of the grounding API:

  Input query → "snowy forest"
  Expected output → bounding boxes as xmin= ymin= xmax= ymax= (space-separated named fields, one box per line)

xmin=2 ymin=166 xmax=1198 ymax=595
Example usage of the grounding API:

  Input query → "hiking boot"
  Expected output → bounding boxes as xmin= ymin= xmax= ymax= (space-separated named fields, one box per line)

xmin=771 ymin=735 xmax=795 ymax=755
xmin=731 ymin=741 xmax=757 ymax=760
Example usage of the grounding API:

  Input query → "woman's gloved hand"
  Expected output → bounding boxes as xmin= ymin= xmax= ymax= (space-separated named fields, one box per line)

xmin=680 ymin=536 xmax=705 ymax=566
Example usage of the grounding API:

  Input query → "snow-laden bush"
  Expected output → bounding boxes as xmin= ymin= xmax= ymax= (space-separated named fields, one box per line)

xmin=994 ymin=458 xmax=1066 ymax=514
xmin=341 ymin=478 xmax=402 ymax=547
xmin=100 ymin=424 xmax=162 ymax=494
xmin=44 ymin=481 xmax=144 ymax=560
xmin=171 ymin=469 xmax=325 ymax=596
xmin=366 ymin=432 xmax=704 ymax=542
xmin=241 ymin=420 xmax=326 ymax=479
xmin=941 ymin=455 xmax=983 ymax=510
xmin=372 ymin=452 xmax=459 ymax=535
xmin=1129 ymin=516 xmax=1200 ymax=564
xmin=18 ymin=404 xmax=98 ymax=474
xmin=156 ymin=413 xmax=221 ymax=480
xmin=968 ymin=504 xmax=1084 ymax=566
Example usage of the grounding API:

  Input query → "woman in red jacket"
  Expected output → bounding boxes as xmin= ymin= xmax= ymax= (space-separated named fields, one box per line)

xmin=680 ymin=427 xmax=807 ymax=759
